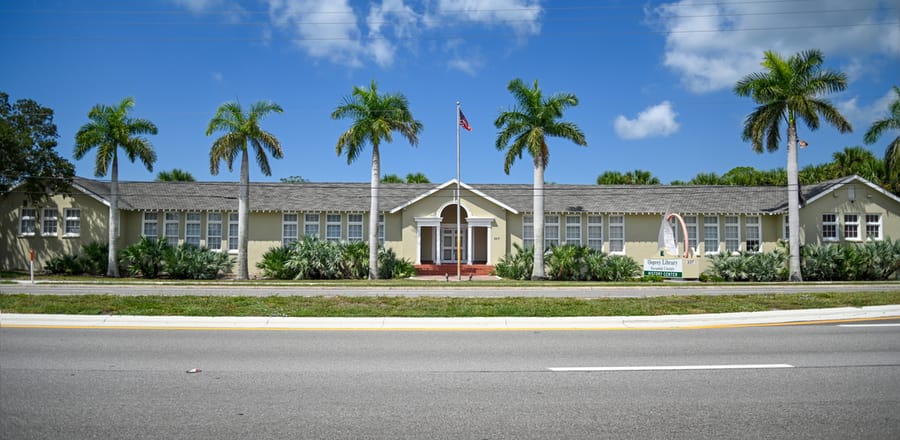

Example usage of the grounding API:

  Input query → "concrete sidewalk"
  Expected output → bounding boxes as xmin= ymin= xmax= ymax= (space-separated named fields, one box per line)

xmin=2 ymin=305 xmax=899 ymax=330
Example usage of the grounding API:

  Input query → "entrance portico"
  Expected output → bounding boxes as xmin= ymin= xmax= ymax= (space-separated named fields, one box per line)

xmin=414 ymin=204 xmax=492 ymax=265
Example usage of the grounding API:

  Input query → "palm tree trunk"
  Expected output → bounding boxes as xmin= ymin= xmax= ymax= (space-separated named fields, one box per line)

xmin=787 ymin=121 xmax=803 ymax=282
xmin=531 ymin=161 xmax=546 ymax=280
xmin=369 ymin=143 xmax=380 ymax=279
xmin=107 ymin=154 xmax=120 ymax=277
xmin=238 ymin=148 xmax=250 ymax=280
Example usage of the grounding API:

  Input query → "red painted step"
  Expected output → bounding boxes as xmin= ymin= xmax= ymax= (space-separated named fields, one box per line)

xmin=414 ymin=264 xmax=494 ymax=276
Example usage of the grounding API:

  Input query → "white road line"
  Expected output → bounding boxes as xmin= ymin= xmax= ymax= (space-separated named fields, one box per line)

xmin=549 ymin=364 xmax=794 ymax=372
xmin=838 ymin=324 xmax=900 ymax=327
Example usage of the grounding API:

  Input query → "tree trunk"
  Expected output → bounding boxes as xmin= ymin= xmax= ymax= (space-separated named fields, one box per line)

xmin=238 ymin=148 xmax=250 ymax=280
xmin=786 ymin=121 xmax=803 ymax=282
xmin=531 ymin=161 xmax=546 ymax=280
xmin=369 ymin=143 xmax=380 ymax=279
xmin=107 ymin=154 xmax=120 ymax=277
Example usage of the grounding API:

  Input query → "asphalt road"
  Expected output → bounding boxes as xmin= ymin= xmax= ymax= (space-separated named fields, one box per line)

xmin=2 ymin=322 xmax=899 ymax=439
xmin=2 ymin=282 xmax=899 ymax=297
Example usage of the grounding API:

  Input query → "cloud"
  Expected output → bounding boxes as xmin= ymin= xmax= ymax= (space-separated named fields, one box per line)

xmin=168 ymin=0 xmax=243 ymax=22
xmin=211 ymin=72 xmax=225 ymax=84
xmin=429 ymin=0 xmax=543 ymax=36
xmin=837 ymin=87 xmax=898 ymax=128
xmin=649 ymin=0 xmax=899 ymax=93
xmin=267 ymin=0 xmax=365 ymax=67
xmin=614 ymin=101 xmax=680 ymax=140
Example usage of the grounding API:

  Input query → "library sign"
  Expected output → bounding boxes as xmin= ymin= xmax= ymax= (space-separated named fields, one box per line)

xmin=643 ymin=258 xmax=683 ymax=278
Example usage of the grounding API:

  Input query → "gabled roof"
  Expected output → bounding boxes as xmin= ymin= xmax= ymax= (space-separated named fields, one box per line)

xmin=66 ymin=175 xmax=897 ymax=215
xmin=389 ymin=179 xmax=518 ymax=214
xmin=803 ymin=174 xmax=900 ymax=205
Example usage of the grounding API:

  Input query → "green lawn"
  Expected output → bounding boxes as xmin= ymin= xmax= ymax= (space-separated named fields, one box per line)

xmin=1 ymin=291 xmax=898 ymax=317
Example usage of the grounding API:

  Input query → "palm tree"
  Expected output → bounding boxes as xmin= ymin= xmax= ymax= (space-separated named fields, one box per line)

xmin=735 ymin=49 xmax=852 ymax=281
xmin=495 ymin=78 xmax=587 ymax=280
xmin=831 ymin=146 xmax=882 ymax=183
xmin=74 ymin=97 xmax=157 ymax=277
xmin=155 ymin=168 xmax=195 ymax=182
xmin=332 ymin=81 xmax=423 ymax=279
xmin=405 ymin=172 xmax=430 ymax=183
xmin=864 ymin=85 xmax=900 ymax=194
xmin=381 ymin=174 xmax=404 ymax=183
xmin=207 ymin=100 xmax=283 ymax=280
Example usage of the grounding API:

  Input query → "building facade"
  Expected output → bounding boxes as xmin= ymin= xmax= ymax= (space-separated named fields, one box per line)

xmin=3 ymin=175 xmax=898 ymax=277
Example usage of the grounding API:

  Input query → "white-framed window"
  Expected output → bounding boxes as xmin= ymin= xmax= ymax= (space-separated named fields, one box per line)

xmin=783 ymin=215 xmax=790 ymax=240
xmin=587 ymin=215 xmax=603 ymax=251
xmin=377 ymin=213 xmax=385 ymax=244
xmin=207 ymin=213 xmax=222 ymax=251
xmin=348 ymin=214 xmax=363 ymax=242
xmin=63 ymin=208 xmax=80 ymax=237
xmin=185 ymin=212 xmax=201 ymax=247
xmin=865 ymin=213 xmax=882 ymax=241
xmin=282 ymin=213 xmax=298 ymax=246
xmin=19 ymin=208 xmax=36 ymax=236
xmin=522 ymin=214 xmax=534 ymax=249
xmin=42 ymin=208 xmax=58 ymax=236
xmin=544 ymin=215 xmax=560 ymax=248
xmin=745 ymin=216 xmax=761 ymax=252
xmin=565 ymin=215 xmax=581 ymax=245
xmin=703 ymin=216 xmax=719 ymax=254
xmin=724 ymin=216 xmax=740 ymax=253
xmin=143 ymin=212 xmax=158 ymax=239
xmin=227 ymin=213 xmax=239 ymax=252
xmin=304 ymin=213 xmax=320 ymax=238
xmin=684 ymin=215 xmax=698 ymax=254
xmin=164 ymin=212 xmax=179 ymax=245
xmin=822 ymin=213 xmax=838 ymax=241
xmin=608 ymin=215 xmax=625 ymax=254
xmin=326 ymin=213 xmax=342 ymax=242
xmin=843 ymin=214 xmax=860 ymax=241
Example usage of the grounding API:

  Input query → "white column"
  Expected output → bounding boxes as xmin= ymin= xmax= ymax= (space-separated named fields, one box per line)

xmin=416 ymin=225 xmax=422 ymax=264
xmin=435 ymin=227 xmax=441 ymax=264
xmin=486 ymin=225 xmax=492 ymax=264
xmin=467 ymin=224 xmax=473 ymax=264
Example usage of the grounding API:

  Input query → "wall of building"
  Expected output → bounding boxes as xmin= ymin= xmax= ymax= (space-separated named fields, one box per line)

xmin=800 ymin=182 xmax=899 ymax=245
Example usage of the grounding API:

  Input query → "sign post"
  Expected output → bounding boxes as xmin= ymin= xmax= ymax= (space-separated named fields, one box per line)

xmin=29 ymin=249 xmax=35 ymax=284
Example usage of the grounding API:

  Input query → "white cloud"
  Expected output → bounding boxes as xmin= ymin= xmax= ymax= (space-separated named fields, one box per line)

xmin=266 ymin=0 xmax=365 ymax=67
xmin=650 ymin=0 xmax=899 ymax=93
xmin=614 ymin=101 xmax=680 ymax=140
xmin=837 ymin=88 xmax=898 ymax=128
xmin=430 ymin=0 xmax=543 ymax=36
xmin=169 ymin=0 xmax=243 ymax=22
xmin=211 ymin=72 xmax=225 ymax=84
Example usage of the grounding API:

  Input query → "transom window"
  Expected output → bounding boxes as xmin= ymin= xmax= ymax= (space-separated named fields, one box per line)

xmin=587 ymin=215 xmax=603 ymax=251
xmin=703 ymin=216 xmax=719 ymax=254
xmin=843 ymin=214 xmax=860 ymax=241
xmin=865 ymin=214 xmax=882 ymax=241
xmin=348 ymin=214 xmax=363 ymax=242
xmin=304 ymin=213 xmax=320 ymax=238
xmin=565 ymin=215 xmax=581 ymax=245
xmin=745 ymin=216 xmax=761 ymax=252
xmin=207 ymin=213 xmax=222 ymax=251
xmin=822 ymin=214 xmax=838 ymax=241
xmin=63 ymin=208 xmax=80 ymax=237
xmin=608 ymin=215 xmax=625 ymax=254
xmin=185 ymin=212 xmax=201 ymax=247
xmin=326 ymin=214 xmax=342 ymax=242
xmin=42 ymin=208 xmax=58 ymax=236
xmin=19 ymin=208 xmax=36 ymax=236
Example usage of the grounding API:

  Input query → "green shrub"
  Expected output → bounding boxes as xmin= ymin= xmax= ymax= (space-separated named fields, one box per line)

xmin=802 ymin=240 xmax=900 ymax=281
xmin=164 ymin=244 xmax=234 ymax=279
xmin=378 ymin=247 xmax=416 ymax=279
xmin=704 ymin=250 xmax=787 ymax=282
xmin=285 ymin=236 xmax=345 ymax=280
xmin=342 ymin=241 xmax=370 ymax=279
xmin=591 ymin=254 xmax=641 ymax=282
xmin=119 ymin=236 xmax=169 ymax=278
xmin=45 ymin=254 xmax=83 ymax=275
xmin=546 ymin=244 xmax=592 ymax=281
xmin=80 ymin=241 xmax=109 ymax=276
xmin=493 ymin=243 xmax=534 ymax=280
xmin=256 ymin=246 xmax=298 ymax=280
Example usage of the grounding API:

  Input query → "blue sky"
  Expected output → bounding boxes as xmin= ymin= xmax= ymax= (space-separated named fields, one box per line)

xmin=3 ymin=0 xmax=898 ymax=185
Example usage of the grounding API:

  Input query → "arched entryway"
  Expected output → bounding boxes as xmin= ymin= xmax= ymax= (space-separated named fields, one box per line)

xmin=414 ymin=203 xmax=492 ymax=265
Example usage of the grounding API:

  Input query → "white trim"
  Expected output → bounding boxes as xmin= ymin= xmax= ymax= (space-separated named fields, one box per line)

xmin=608 ymin=215 xmax=625 ymax=254
xmin=805 ymin=175 xmax=900 ymax=205
xmin=142 ymin=211 xmax=158 ymax=239
xmin=42 ymin=207 xmax=58 ymax=237
xmin=843 ymin=213 xmax=861 ymax=242
xmin=185 ymin=212 xmax=202 ymax=247
xmin=703 ymin=215 xmax=719 ymax=255
xmin=724 ymin=215 xmax=740 ymax=253
xmin=822 ymin=213 xmax=839 ymax=242
xmin=745 ymin=215 xmax=761 ymax=253
xmin=63 ymin=208 xmax=81 ymax=237
xmin=865 ymin=213 xmax=883 ymax=241
xmin=19 ymin=207 xmax=37 ymax=236
xmin=389 ymin=179 xmax=519 ymax=214
xmin=206 ymin=212 xmax=223 ymax=251
xmin=326 ymin=213 xmax=342 ymax=242
xmin=282 ymin=212 xmax=299 ymax=247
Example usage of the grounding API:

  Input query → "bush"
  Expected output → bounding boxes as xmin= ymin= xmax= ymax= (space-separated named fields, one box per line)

xmin=704 ymin=250 xmax=787 ymax=282
xmin=119 ymin=236 xmax=169 ymax=278
xmin=591 ymin=254 xmax=641 ymax=282
xmin=285 ymin=236 xmax=345 ymax=280
xmin=342 ymin=241 xmax=370 ymax=279
xmin=378 ymin=247 xmax=417 ymax=279
xmin=80 ymin=241 xmax=109 ymax=276
xmin=546 ymin=244 xmax=592 ymax=281
xmin=802 ymin=239 xmax=900 ymax=281
xmin=493 ymin=244 xmax=534 ymax=280
xmin=256 ymin=246 xmax=298 ymax=280
xmin=164 ymin=244 xmax=234 ymax=280
xmin=45 ymin=254 xmax=83 ymax=275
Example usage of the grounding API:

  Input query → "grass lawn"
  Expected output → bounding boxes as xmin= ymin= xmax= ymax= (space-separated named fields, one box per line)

xmin=1 ymin=291 xmax=898 ymax=317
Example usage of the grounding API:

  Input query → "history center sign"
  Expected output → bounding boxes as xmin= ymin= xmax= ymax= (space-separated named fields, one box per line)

xmin=643 ymin=258 xmax=683 ymax=278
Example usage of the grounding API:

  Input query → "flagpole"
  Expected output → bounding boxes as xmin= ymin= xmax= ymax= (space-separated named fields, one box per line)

xmin=456 ymin=101 xmax=461 ymax=281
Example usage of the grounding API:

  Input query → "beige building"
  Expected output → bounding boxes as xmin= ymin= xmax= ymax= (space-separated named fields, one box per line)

xmin=2 ymin=175 xmax=898 ymax=277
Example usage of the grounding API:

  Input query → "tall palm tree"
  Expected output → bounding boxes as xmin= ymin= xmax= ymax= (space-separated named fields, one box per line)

xmin=735 ymin=49 xmax=852 ymax=282
xmin=155 ymin=168 xmax=195 ymax=182
xmin=495 ymin=78 xmax=587 ymax=280
xmin=405 ymin=172 xmax=430 ymax=183
xmin=831 ymin=146 xmax=882 ymax=183
xmin=207 ymin=100 xmax=283 ymax=280
xmin=74 ymin=97 xmax=157 ymax=277
xmin=864 ymin=85 xmax=900 ymax=194
xmin=332 ymin=81 xmax=423 ymax=279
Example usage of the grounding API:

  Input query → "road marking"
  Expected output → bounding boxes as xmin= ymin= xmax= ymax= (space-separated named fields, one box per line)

xmin=549 ymin=364 xmax=794 ymax=372
xmin=838 ymin=323 xmax=900 ymax=328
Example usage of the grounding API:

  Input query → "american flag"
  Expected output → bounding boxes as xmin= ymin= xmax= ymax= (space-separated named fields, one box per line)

xmin=459 ymin=109 xmax=472 ymax=131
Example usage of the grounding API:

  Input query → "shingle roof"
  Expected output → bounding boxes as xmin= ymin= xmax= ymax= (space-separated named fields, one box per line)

xmin=70 ymin=176 xmax=862 ymax=215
